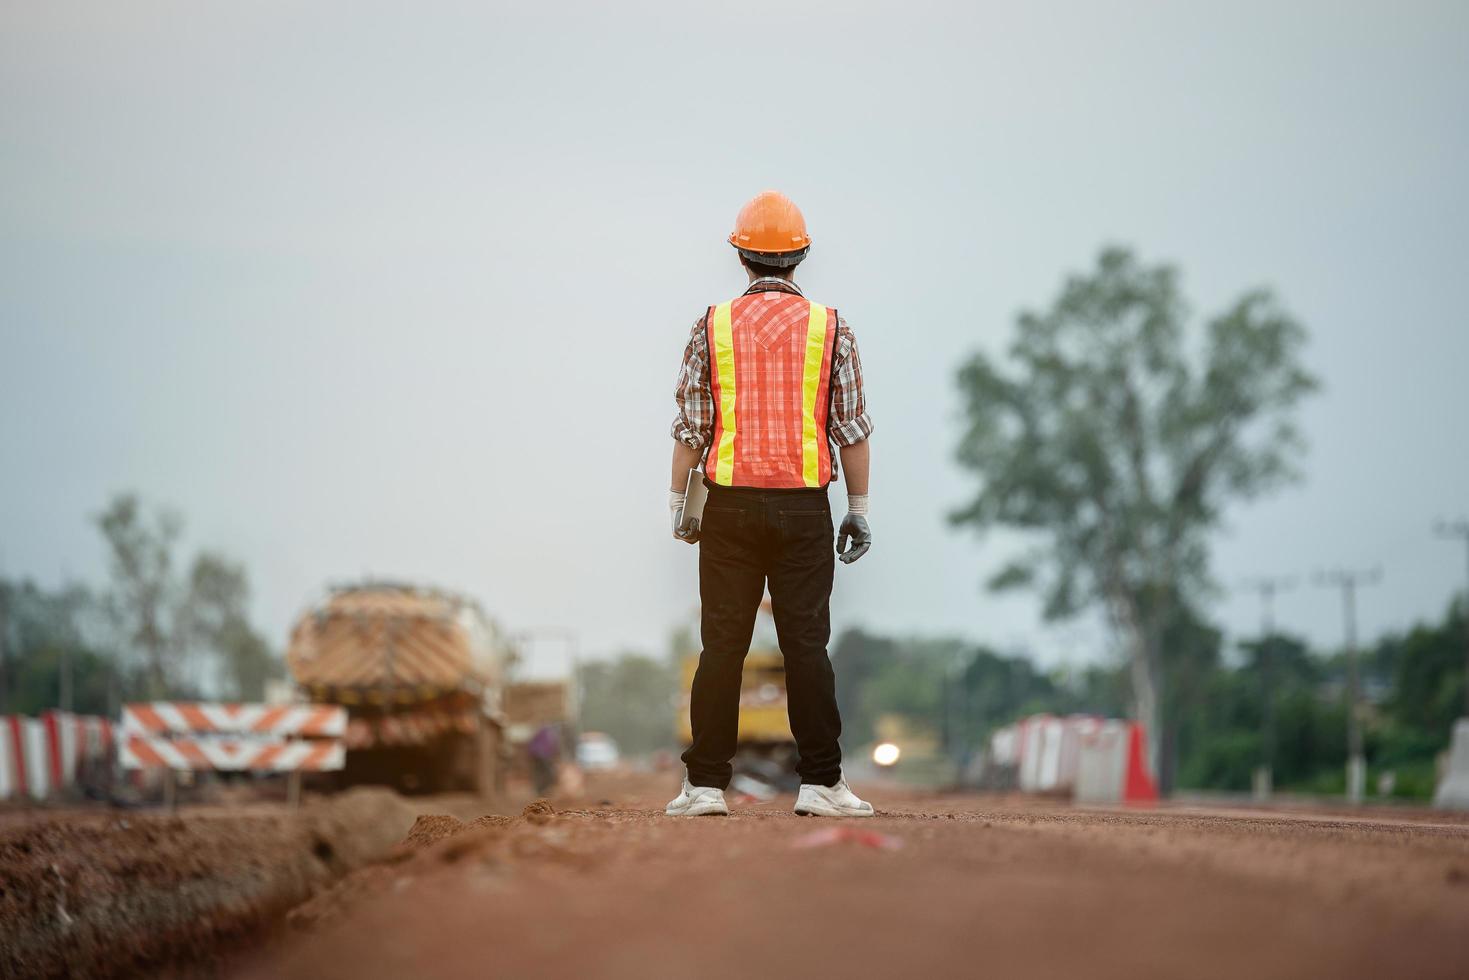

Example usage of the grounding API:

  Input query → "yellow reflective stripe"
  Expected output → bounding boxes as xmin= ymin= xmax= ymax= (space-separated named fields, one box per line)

xmin=711 ymin=302 xmax=737 ymax=485
xmin=800 ymin=301 xmax=829 ymax=487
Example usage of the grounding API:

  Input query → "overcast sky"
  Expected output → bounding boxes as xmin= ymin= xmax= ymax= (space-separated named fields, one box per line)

xmin=3 ymin=1 xmax=1467 ymax=680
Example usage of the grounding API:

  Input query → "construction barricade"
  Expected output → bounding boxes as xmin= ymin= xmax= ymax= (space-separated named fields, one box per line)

xmin=1 ymin=711 xmax=114 ymax=801
xmin=1007 ymin=714 xmax=1104 ymax=794
xmin=990 ymin=713 xmax=1155 ymax=803
xmin=1433 ymin=717 xmax=1469 ymax=811
xmin=119 ymin=702 xmax=347 ymax=788
xmin=1074 ymin=719 xmax=1158 ymax=805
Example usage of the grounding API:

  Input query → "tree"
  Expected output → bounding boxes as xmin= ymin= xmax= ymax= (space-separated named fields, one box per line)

xmin=96 ymin=494 xmax=184 ymax=699
xmin=577 ymin=653 xmax=678 ymax=756
xmin=0 ymin=579 xmax=116 ymax=716
xmin=951 ymin=246 xmax=1317 ymax=763
xmin=1381 ymin=597 xmax=1465 ymax=743
xmin=832 ymin=628 xmax=1085 ymax=760
xmin=832 ymin=629 xmax=903 ymax=747
xmin=96 ymin=493 xmax=276 ymax=701
xmin=183 ymin=552 xmax=279 ymax=700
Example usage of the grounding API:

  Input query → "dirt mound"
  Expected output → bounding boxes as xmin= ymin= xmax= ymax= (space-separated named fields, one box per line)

xmin=285 ymin=800 xmax=566 ymax=934
xmin=401 ymin=814 xmax=466 ymax=848
xmin=0 ymin=788 xmax=418 ymax=979
xmin=521 ymin=799 xmax=556 ymax=823
xmin=398 ymin=803 xmax=544 ymax=852
xmin=468 ymin=813 xmax=515 ymax=831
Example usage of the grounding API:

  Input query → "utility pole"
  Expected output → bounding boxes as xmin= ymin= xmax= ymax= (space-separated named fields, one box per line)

xmin=1315 ymin=567 xmax=1381 ymax=804
xmin=1435 ymin=520 xmax=1469 ymax=717
xmin=1240 ymin=576 xmax=1295 ymax=800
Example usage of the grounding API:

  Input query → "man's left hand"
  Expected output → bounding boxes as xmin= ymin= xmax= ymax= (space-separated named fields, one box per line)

xmin=836 ymin=514 xmax=871 ymax=564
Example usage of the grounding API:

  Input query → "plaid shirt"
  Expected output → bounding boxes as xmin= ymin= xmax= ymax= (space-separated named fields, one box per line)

xmin=672 ymin=279 xmax=872 ymax=474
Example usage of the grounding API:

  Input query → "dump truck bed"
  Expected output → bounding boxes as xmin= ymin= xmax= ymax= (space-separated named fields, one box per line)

xmin=286 ymin=584 xmax=504 ymax=694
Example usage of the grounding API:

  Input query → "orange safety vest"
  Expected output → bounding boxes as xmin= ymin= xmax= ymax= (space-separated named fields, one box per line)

xmin=705 ymin=291 xmax=838 ymax=489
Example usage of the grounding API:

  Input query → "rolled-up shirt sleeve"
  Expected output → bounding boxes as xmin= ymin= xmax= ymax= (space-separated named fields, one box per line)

xmin=829 ymin=317 xmax=873 ymax=447
xmin=671 ymin=317 xmax=713 ymax=450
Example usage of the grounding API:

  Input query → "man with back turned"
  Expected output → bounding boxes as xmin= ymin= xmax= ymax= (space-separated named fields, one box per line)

xmin=666 ymin=190 xmax=875 ymax=818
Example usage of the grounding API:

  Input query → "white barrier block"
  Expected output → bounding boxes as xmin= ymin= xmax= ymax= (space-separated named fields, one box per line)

xmin=1018 ymin=715 xmax=1053 ymax=792
xmin=1055 ymin=716 xmax=1101 ymax=791
xmin=0 ymin=718 xmax=16 ymax=800
xmin=1035 ymin=718 xmax=1064 ymax=791
xmin=1433 ymin=718 xmax=1469 ymax=811
xmin=21 ymin=718 xmax=50 ymax=800
xmin=1075 ymin=721 xmax=1128 ymax=805
xmin=45 ymin=711 xmax=81 ymax=787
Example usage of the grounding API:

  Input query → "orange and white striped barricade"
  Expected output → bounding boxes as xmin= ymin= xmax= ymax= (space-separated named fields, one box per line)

xmin=0 ymin=717 xmax=23 ymax=800
xmin=120 ymin=703 xmax=346 ymax=806
xmin=41 ymin=710 xmax=113 ymax=792
xmin=1 ymin=713 xmax=115 ymax=801
xmin=1 ymin=716 xmax=52 ymax=801
xmin=119 ymin=702 xmax=346 ymax=741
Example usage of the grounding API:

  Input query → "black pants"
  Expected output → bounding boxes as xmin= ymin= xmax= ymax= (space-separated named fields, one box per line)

xmin=681 ymin=484 xmax=842 ymax=789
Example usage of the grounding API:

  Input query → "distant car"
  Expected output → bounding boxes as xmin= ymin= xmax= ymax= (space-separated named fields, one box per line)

xmin=576 ymin=732 xmax=620 ymax=770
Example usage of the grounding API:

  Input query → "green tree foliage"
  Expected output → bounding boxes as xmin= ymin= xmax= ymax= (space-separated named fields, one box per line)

xmin=577 ymin=653 xmax=678 ymax=756
xmin=96 ymin=494 xmax=185 ymax=699
xmin=835 ymin=600 xmax=1465 ymax=800
xmin=833 ymin=629 xmax=1079 ymax=758
xmin=832 ymin=629 xmax=901 ymax=747
xmin=1380 ymin=598 xmax=1465 ymax=739
xmin=0 ymin=580 xmax=115 ymax=715
xmin=1156 ymin=597 xmax=1224 ymax=791
xmin=951 ymin=246 xmax=1318 ymax=760
xmin=183 ymin=552 xmax=279 ymax=700
xmin=1171 ymin=632 xmax=1346 ymax=792
xmin=0 ymin=493 xmax=282 ymax=710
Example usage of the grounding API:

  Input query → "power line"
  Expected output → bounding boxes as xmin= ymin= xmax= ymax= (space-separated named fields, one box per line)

xmin=1314 ymin=566 xmax=1382 ymax=805
xmin=1238 ymin=575 xmax=1297 ymax=798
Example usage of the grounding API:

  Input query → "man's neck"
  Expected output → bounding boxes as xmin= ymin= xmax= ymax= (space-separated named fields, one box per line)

xmin=745 ymin=274 xmax=800 ymax=294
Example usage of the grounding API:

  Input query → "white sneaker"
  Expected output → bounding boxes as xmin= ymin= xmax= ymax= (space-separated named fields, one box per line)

xmin=794 ymin=777 xmax=874 ymax=818
xmin=665 ymin=779 xmax=730 ymax=816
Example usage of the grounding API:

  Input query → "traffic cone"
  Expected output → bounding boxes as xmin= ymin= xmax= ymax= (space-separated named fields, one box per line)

xmin=1122 ymin=722 xmax=1159 ymax=805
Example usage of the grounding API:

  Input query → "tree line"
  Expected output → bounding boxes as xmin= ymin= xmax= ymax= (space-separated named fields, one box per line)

xmin=0 ymin=493 xmax=278 ymax=716
xmin=565 ymin=595 xmax=1465 ymax=801
xmin=831 ymin=596 xmax=1464 ymax=800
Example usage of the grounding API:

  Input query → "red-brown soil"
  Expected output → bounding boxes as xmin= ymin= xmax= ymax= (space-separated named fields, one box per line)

xmin=231 ymin=774 xmax=1469 ymax=980
xmin=0 ymin=788 xmax=420 ymax=978
xmin=6 ymin=773 xmax=1469 ymax=979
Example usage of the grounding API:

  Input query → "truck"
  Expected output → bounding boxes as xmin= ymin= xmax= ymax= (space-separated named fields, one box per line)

xmin=285 ymin=582 xmax=511 ymax=795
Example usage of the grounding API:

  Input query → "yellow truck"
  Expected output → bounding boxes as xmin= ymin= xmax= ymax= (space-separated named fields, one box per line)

xmin=285 ymin=582 xmax=511 ymax=794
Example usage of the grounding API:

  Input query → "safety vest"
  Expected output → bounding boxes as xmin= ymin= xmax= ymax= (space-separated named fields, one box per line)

xmin=705 ymin=291 xmax=838 ymax=489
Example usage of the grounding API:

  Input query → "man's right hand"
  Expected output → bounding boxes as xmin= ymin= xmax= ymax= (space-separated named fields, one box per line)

xmin=670 ymin=490 xmax=699 ymax=544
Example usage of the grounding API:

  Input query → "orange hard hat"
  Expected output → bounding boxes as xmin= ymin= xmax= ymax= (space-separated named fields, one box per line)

xmin=728 ymin=190 xmax=811 ymax=256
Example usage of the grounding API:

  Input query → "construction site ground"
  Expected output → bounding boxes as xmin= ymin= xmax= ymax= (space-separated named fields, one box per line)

xmin=4 ymin=772 xmax=1469 ymax=978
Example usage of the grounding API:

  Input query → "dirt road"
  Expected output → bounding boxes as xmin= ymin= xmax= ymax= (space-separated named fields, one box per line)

xmin=231 ymin=775 xmax=1469 ymax=980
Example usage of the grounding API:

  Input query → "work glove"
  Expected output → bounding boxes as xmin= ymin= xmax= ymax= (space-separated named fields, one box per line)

xmin=670 ymin=489 xmax=699 ymax=544
xmin=836 ymin=494 xmax=871 ymax=564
